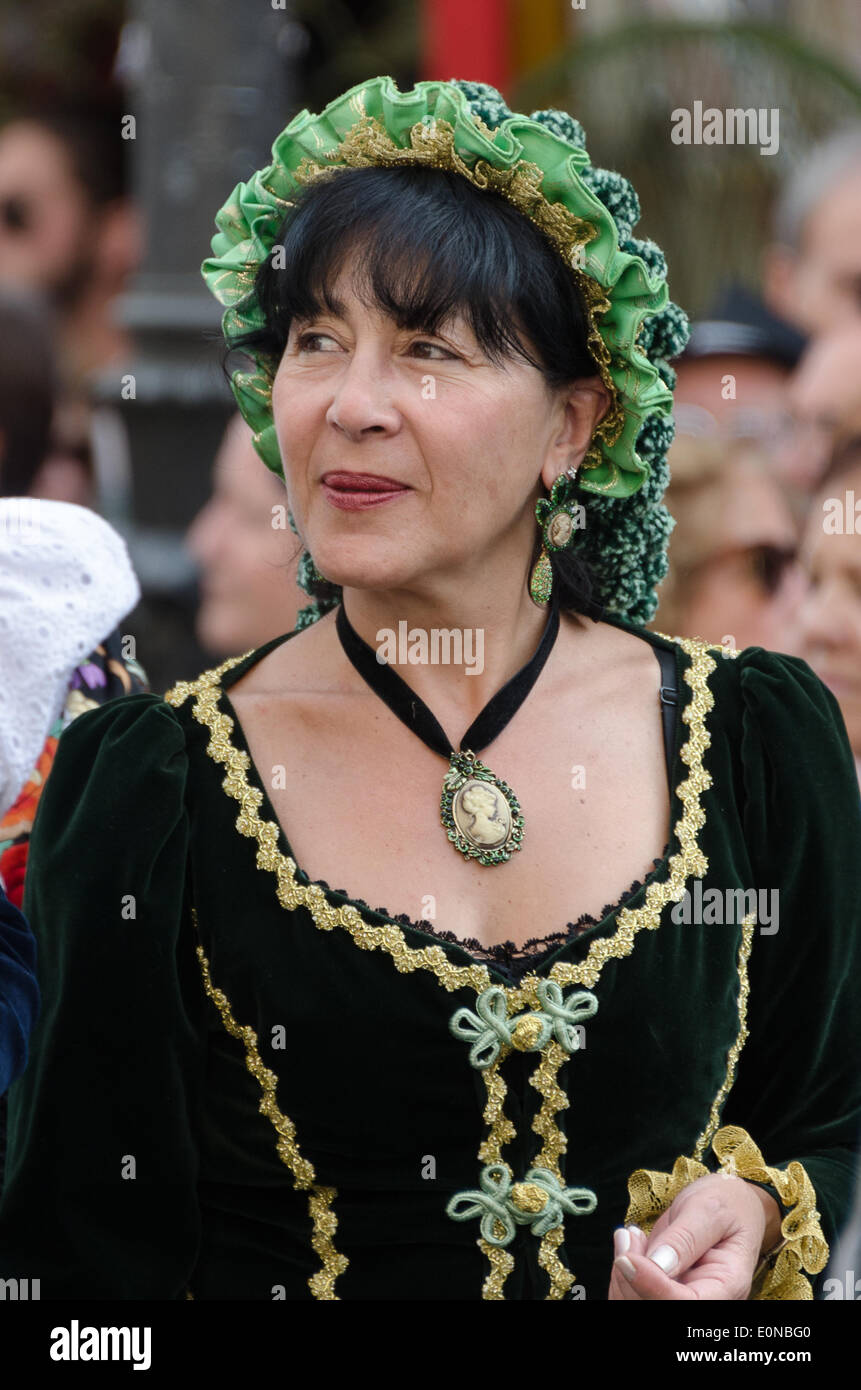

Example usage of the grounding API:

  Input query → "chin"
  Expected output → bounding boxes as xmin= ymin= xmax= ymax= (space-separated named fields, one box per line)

xmin=310 ymin=542 xmax=418 ymax=593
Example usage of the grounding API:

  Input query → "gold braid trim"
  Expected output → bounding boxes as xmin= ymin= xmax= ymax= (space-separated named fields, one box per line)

xmin=529 ymin=1040 xmax=577 ymax=1299
xmin=476 ymin=1052 xmax=517 ymax=1298
xmin=164 ymin=632 xmax=717 ymax=1001
xmin=193 ymin=918 xmax=348 ymax=1300
xmin=479 ymin=1240 xmax=515 ymax=1299
xmin=538 ymin=1226 xmax=574 ymax=1300
xmin=477 ymin=1053 xmax=516 ymax=1166
xmin=691 ymin=914 xmax=756 ymax=1160
xmin=624 ymin=1125 xmax=829 ymax=1300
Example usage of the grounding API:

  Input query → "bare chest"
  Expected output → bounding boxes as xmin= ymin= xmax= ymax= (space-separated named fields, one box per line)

xmin=225 ymin=672 xmax=672 ymax=950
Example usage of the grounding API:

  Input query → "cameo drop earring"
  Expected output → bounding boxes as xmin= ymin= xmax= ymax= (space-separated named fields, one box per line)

xmin=529 ymin=467 xmax=582 ymax=605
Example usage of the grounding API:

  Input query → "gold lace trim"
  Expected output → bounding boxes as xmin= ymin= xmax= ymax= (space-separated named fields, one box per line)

xmin=164 ymin=629 xmax=719 ymax=1301
xmin=192 ymin=912 xmax=348 ymax=1300
xmin=291 ymin=113 xmax=623 ymax=479
xmin=692 ymin=914 xmax=756 ymax=1161
xmin=164 ymin=632 xmax=715 ymax=999
xmin=530 ymin=1040 xmax=578 ymax=1298
xmin=624 ymin=1126 xmax=829 ymax=1300
xmin=479 ymin=1240 xmax=515 ymax=1299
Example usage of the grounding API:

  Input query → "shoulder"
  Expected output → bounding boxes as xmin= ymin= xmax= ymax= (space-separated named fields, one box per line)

xmin=649 ymin=628 xmax=857 ymax=769
xmin=21 ymin=692 xmax=198 ymax=916
xmin=56 ymin=689 xmax=186 ymax=758
xmin=34 ymin=691 xmax=194 ymax=839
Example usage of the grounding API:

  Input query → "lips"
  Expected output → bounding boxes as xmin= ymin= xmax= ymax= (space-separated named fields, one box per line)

xmin=321 ymin=472 xmax=408 ymax=492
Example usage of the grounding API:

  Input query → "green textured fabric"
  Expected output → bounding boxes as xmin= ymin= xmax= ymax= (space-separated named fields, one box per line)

xmin=200 ymin=75 xmax=690 ymax=627
xmin=0 ymin=623 xmax=859 ymax=1299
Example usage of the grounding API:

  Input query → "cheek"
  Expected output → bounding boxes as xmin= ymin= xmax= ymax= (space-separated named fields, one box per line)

xmin=422 ymin=386 xmax=542 ymax=503
xmin=271 ymin=377 xmax=319 ymax=458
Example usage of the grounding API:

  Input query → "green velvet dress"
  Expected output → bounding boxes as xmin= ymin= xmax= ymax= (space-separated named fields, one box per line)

xmin=1 ymin=615 xmax=859 ymax=1300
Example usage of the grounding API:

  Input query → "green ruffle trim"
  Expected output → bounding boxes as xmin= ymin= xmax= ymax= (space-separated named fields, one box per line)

xmin=201 ymin=75 xmax=689 ymax=625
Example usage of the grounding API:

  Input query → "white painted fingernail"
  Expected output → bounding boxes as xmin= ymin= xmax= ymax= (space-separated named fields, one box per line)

xmin=614 ymin=1227 xmax=630 ymax=1256
xmin=627 ymin=1224 xmax=646 ymax=1239
xmin=616 ymin=1255 xmax=636 ymax=1281
xmin=649 ymin=1244 xmax=679 ymax=1274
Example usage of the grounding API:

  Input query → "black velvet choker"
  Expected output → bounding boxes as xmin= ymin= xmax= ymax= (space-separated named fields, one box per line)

xmin=335 ymin=590 xmax=561 ymax=867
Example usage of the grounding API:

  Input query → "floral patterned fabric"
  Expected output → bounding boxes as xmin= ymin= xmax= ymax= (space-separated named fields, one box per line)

xmin=0 ymin=627 xmax=148 ymax=908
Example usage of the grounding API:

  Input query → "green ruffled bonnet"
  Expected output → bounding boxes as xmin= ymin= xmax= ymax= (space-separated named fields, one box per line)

xmin=202 ymin=76 xmax=689 ymax=625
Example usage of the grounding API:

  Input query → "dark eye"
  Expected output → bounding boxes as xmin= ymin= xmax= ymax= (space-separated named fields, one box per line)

xmin=296 ymin=332 xmax=339 ymax=352
xmin=410 ymin=340 xmax=459 ymax=360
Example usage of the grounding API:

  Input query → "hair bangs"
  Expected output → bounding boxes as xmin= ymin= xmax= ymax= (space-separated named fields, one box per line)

xmin=244 ymin=164 xmax=595 ymax=384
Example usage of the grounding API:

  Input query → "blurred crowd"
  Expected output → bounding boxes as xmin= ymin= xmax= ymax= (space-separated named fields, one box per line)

xmin=654 ymin=125 xmax=861 ymax=791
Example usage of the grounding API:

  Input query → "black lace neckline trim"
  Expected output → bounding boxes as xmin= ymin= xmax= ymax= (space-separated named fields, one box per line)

xmin=292 ymin=843 xmax=670 ymax=982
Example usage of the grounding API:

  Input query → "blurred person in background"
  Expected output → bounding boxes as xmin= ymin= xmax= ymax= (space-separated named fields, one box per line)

xmin=772 ymin=324 xmax=861 ymax=497
xmin=763 ymin=126 xmax=861 ymax=341
xmin=652 ymin=434 xmax=804 ymax=654
xmin=0 ymin=289 xmax=147 ymax=911
xmin=672 ymin=283 xmax=805 ymax=445
xmin=0 ymin=101 xmax=143 ymax=529
xmin=796 ymin=435 xmax=861 ymax=791
xmin=0 ymin=286 xmax=93 ymax=507
xmin=186 ymin=412 xmax=307 ymax=657
xmin=0 ymin=103 xmax=141 ymax=387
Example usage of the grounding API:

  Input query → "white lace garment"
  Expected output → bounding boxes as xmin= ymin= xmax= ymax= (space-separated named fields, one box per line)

xmin=0 ymin=498 xmax=140 ymax=816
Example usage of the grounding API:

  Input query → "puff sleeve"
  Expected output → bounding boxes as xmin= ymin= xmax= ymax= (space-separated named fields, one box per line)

xmin=626 ymin=646 xmax=861 ymax=1298
xmin=0 ymin=694 xmax=207 ymax=1298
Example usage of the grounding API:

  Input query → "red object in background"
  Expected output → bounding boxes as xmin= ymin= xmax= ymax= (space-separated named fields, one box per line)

xmin=420 ymin=0 xmax=509 ymax=93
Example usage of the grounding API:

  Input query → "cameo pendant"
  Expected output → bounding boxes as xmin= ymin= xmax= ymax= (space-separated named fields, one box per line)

xmin=440 ymin=750 xmax=525 ymax=866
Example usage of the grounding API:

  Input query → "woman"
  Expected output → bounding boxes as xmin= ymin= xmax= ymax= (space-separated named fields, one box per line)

xmin=651 ymin=434 xmax=804 ymax=654
xmin=186 ymin=412 xmax=308 ymax=657
xmin=797 ymin=434 xmax=861 ymax=790
xmin=0 ymin=77 xmax=858 ymax=1301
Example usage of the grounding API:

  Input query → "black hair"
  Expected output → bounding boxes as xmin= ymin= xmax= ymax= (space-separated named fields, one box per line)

xmin=12 ymin=104 xmax=127 ymax=206
xmin=230 ymin=163 xmax=607 ymax=620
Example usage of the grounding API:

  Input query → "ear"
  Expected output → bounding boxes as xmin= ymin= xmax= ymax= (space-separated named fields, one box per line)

xmin=540 ymin=376 xmax=611 ymax=491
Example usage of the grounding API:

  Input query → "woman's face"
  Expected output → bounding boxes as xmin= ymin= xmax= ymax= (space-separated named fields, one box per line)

xmin=270 ymin=258 xmax=607 ymax=600
xmin=666 ymin=456 xmax=805 ymax=654
xmin=797 ymin=460 xmax=861 ymax=754
xmin=187 ymin=415 xmax=305 ymax=655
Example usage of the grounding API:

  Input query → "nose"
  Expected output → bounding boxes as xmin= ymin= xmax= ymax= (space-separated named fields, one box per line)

xmin=187 ymin=497 xmax=226 ymax=568
xmin=325 ymin=348 xmax=401 ymax=441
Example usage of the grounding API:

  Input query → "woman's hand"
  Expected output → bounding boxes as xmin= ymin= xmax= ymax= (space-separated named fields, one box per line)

xmin=607 ymin=1173 xmax=781 ymax=1300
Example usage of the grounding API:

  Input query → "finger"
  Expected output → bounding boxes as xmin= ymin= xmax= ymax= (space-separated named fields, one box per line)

xmin=613 ymin=1249 xmax=696 ymax=1300
xmin=626 ymin=1224 xmax=649 ymax=1258
xmin=643 ymin=1196 xmax=731 ymax=1279
xmin=612 ymin=1224 xmax=649 ymax=1260
xmin=608 ymin=1252 xmax=645 ymax=1300
xmin=608 ymin=1227 xmax=646 ymax=1300
xmin=609 ymin=1225 xmax=676 ymax=1300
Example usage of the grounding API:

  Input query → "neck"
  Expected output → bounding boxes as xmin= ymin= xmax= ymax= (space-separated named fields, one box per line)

xmin=339 ymin=564 xmax=560 ymax=747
